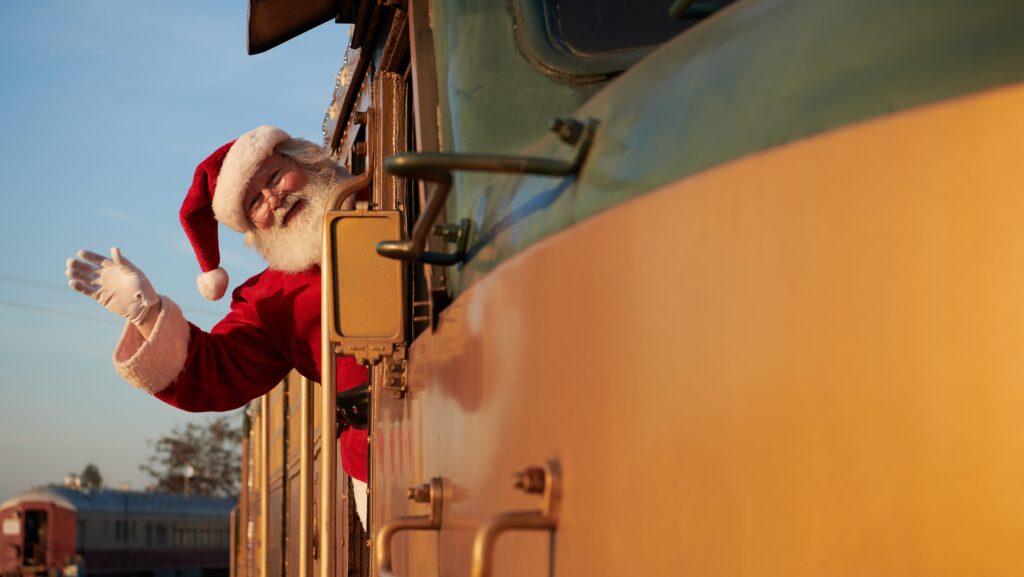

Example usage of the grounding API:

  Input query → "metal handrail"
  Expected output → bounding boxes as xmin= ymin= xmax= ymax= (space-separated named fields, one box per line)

xmin=377 ymin=118 xmax=597 ymax=265
xmin=321 ymin=159 xmax=375 ymax=577
xmin=374 ymin=478 xmax=443 ymax=575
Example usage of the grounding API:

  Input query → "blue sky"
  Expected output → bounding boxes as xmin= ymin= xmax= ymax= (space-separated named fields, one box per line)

xmin=0 ymin=1 xmax=349 ymax=499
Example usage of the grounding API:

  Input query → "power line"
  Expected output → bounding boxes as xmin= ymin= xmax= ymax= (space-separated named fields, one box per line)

xmin=0 ymin=299 xmax=119 ymax=326
xmin=0 ymin=275 xmax=224 ymax=318
xmin=0 ymin=274 xmax=66 ymax=292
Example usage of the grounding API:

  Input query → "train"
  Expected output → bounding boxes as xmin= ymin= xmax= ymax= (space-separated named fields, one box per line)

xmin=0 ymin=485 xmax=234 ymax=577
xmin=235 ymin=0 xmax=1024 ymax=577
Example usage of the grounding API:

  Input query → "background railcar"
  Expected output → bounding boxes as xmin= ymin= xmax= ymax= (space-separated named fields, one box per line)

xmin=1 ymin=486 xmax=233 ymax=577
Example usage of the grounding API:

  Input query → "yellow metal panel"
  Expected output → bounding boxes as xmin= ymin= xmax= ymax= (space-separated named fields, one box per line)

xmin=409 ymin=81 xmax=1024 ymax=577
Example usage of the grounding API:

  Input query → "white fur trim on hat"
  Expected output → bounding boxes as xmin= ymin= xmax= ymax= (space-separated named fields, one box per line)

xmin=213 ymin=125 xmax=290 ymax=232
xmin=197 ymin=267 xmax=229 ymax=301
xmin=113 ymin=297 xmax=189 ymax=394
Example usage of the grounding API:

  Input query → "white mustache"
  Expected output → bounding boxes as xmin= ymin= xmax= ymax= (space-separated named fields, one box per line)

xmin=269 ymin=193 xmax=305 ymax=226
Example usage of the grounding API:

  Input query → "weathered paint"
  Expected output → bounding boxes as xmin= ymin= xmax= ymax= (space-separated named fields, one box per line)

xmin=449 ymin=0 xmax=1024 ymax=296
xmin=392 ymin=79 xmax=1024 ymax=576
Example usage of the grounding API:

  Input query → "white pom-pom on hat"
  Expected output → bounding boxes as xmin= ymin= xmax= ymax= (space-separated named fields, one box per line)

xmin=196 ymin=268 xmax=229 ymax=301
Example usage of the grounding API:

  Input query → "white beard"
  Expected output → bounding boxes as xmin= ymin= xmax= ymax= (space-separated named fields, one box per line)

xmin=245 ymin=168 xmax=340 ymax=273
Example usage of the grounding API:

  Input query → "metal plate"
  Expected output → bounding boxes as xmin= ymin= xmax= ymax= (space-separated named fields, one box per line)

xmin=326 ymin=208 xmax=406 ymax=364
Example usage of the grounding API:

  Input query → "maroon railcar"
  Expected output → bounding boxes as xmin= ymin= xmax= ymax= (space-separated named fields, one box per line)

xmin=0 ymin=486 xmax=233 ymax=577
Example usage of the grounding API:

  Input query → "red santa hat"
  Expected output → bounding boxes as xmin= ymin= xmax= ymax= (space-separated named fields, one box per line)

xmin=179 ymin=125 xmax=291 ymax=300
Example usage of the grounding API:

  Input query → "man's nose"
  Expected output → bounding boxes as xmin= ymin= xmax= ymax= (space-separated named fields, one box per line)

xmin=262 ymin=189 xmax=286 ymax=209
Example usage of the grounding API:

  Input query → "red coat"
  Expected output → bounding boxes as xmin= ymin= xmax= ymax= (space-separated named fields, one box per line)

xmin=113 ymin=267 xmax=368 ymax=481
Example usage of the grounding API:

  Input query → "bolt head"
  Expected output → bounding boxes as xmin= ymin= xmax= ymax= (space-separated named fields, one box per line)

xmin=406 ymin=484 xmax=430 ymax=503
xmin=513 ymin=467 xmax=546 ymax=494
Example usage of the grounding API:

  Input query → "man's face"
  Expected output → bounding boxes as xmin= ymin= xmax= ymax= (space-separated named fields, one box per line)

xmin=243 ymin=153 xmax=342 ymax=272
xmin=243 ymin=154 xmax=310 ymax=231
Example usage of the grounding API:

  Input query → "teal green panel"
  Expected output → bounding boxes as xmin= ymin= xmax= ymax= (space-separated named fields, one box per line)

xmin=440 ymin=0 xmax=1024 ymax=295
xmin=431 ymin=0 xmax=603 ymax=243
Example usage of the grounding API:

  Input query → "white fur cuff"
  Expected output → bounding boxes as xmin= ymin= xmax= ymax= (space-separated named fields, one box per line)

xmin=112 ymin=297 xmax=190 ymax=394
xmin=213 ymin=125 xmax=290 ymax=232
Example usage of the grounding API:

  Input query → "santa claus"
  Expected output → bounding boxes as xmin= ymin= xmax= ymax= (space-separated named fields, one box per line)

xmin=64 ymin=126 xmax=369 ymax=509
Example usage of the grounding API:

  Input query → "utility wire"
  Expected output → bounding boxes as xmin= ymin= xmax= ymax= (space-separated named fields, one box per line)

xmin=0 ymin=274 xmax=65 ymax=292
xmin=0 ymin=299 xmax=119 ymax=326
xmin=0 ymin=275 xmax=224 ymax=318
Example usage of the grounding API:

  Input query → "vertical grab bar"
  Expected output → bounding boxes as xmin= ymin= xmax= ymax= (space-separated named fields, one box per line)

xmin=299 ymin=376 xmax=313 ymax=577
xmin=260 ymin=397 xmax=270 ymax=577
xmin=321 ymin=161 xmax=375 ymax=577
xmin=320 ymin=285 xmax=338 ymax=577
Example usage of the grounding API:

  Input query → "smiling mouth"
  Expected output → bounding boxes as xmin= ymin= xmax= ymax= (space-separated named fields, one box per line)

xmin=282 ymin=199 xmax=306 ymax=227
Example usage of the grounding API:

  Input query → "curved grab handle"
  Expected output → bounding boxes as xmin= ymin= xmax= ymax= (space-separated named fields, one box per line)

xmin=374 ymin=477 xmax=444 ymax=574
xmin=470 ymin=461 xmax=562 ymax=577
xmin=378 ymin=118 xmax=597 ymax=265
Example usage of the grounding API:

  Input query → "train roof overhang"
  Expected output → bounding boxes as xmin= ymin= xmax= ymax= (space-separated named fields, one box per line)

xmin=1 ymin=488 xmax=77 ymax=512
xmin=1 ymin=486 xmax=235 ymax=517
xmin=247 ymin=0 xmax=358 ymax=55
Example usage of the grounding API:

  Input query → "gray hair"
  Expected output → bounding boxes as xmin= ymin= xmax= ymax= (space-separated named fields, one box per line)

xmin=275 ymin=138 xmax=347 ymax=178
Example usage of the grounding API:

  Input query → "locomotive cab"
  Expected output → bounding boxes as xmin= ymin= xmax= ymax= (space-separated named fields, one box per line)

xmin=239 ymin=1 xmax=1024 ymax=577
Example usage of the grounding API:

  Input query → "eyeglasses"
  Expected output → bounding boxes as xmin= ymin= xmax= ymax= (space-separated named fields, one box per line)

xmin=245 ymin=157 xmax=294 ymax=226
xmin=249 ymin=191 xmax=286 ymax=227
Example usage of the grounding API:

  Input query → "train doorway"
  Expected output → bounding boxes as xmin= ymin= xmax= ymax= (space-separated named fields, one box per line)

xmin=23 ymin=510 xmax=47 ymax=570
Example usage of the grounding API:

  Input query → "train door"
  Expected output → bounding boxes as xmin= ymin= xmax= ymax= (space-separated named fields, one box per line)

xmin=23 ymin=510 xmax=47 ymax=569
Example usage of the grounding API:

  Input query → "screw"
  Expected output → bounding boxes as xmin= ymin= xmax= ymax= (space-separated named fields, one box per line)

xmin=512 ymin=467 xmax=546 ymax=494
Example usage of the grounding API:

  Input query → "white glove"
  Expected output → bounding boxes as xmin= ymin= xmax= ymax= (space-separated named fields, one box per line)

xmin=66 ymin=248 xmax=159 ymax=326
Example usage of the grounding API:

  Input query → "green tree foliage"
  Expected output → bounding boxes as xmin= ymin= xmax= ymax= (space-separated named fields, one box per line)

xmin=81 ymin=463 xmax=103 ymax=489
xmin=140 ymin=414 xmax=242 ymax=498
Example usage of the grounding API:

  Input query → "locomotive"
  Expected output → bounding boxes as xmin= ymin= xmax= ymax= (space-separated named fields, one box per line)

xmin=236 ymin=0 xmax=1024 ymax=577
xmin=0 ymin=485 xmax=233 ymax=577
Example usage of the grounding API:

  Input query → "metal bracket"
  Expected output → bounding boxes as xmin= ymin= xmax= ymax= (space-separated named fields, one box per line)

xmin=382 ymin=345 xmax=408 ymax=399
xmin=470 ymin=460 xmax=562 ymax=577
xmin=375 ymin=477 xmax=444 ymax=575
xmin=377 ymin=118 xmax=598 ymax=266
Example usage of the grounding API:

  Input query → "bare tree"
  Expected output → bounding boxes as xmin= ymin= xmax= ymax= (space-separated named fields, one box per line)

xmin=140 ymin=414 xmax=241 ymax=497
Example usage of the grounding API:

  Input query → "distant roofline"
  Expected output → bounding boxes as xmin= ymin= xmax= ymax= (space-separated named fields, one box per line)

xmin=1 ymin=485 xmax=235 ymax=517
xmin=1 ymin=486 xmax=77 ymax=512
